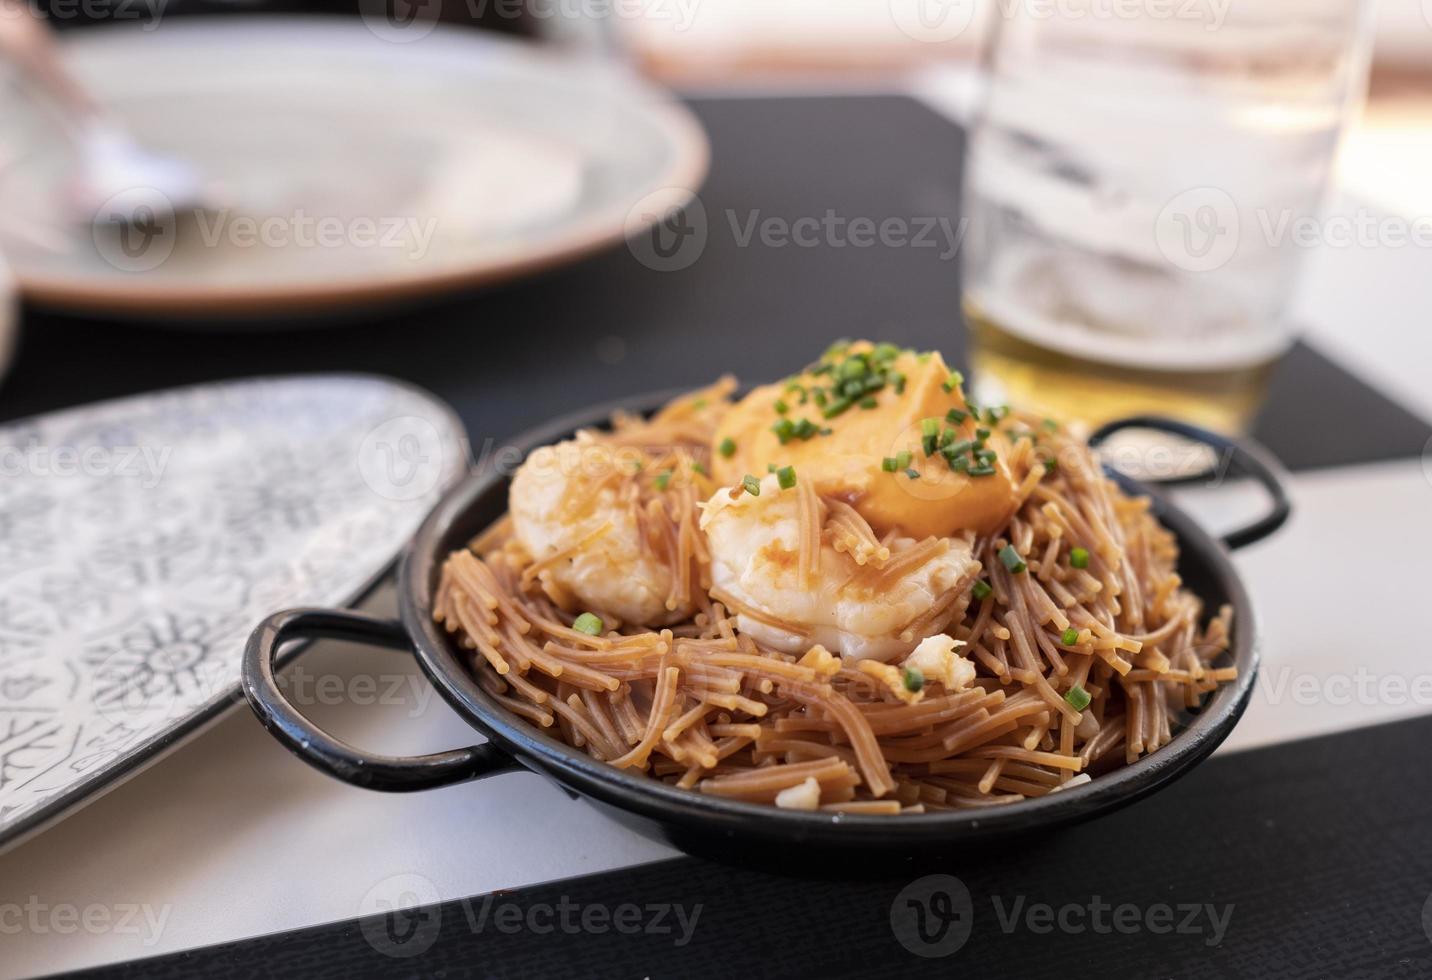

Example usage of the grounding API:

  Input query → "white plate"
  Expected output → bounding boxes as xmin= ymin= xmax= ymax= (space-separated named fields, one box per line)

xmin=0 ymin=17 xmax=707 ymax=317
xmin=0 ymin=375 xmax=467 ymax=849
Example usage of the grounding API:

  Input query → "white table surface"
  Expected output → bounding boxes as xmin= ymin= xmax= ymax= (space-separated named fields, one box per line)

xmin=3 ymin=87 xmax=1431 ymax=978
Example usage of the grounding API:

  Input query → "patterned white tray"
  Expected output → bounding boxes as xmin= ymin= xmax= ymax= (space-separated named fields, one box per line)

xmin=0 ymin=376 xmax=466 ymax=847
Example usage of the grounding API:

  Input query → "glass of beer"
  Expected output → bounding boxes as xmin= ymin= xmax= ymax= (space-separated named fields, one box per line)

xmin=962 ymin=0 xmax=1375 ymax=433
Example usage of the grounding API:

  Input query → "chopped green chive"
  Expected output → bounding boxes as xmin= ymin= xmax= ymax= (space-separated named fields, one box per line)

xmin=653 ymin=471 xmax=672 ymax=491
xmin=776 ymin=465 xmax=797 ymax=490
xmin=968 ymin=465 xmax=996 ymax=477
xmin=999 ymin=544 xmax=1027 ymax=574
xmin=792 ymin=418 xmax=819 ymax=440
xmin=1043 ymin=457 xmax=1059 ymax=475
xmin=774 ymin=399 xmax=789 ymax=415
xmin=1064 ymin=685 xmax=1092 ymax=712
xmin=941 ymin=370 xmax=965 ymax=393
xmin=822 ymin=397 xmax=854 ymax=420
xmin=892 ymin=373 xmax=907 ymax=395
xmin=772 ymin=418 xmax=795 ymax=444
xmin=859 ymin=396 xmax=878 ymax=409
xmin=692 ymin=461 xmax=708 ymax=477
xmin=902 ymin=667 xmax=925 ymax=694
xmin=573 ymin=612 xmax=603 ymax=636
xmin=905 ymin=468 xmax=921 ymax=480
xmin=972 ymin=579 xmax=992 ymax=600
xmin=946 ymin=408 xmax=968 ymax=426
xmin=1070 ymin=546 xmax=1090 ymax=569
xmin=921 ymin=418 xmax=940 ymax=456
xmin=1042 ymin=418 xmax=1059 ymax=431
xmin=767 ymin=463 xmax=777 ymax=473
xmin=976 ymin=426 xmax=991 ymax=440
xmin=718 ymin=437 xmax=736 ymax=458
xmin=896 ymin=450 xmax=912 ymax=470
xmin=882 ymin=457 xmax=899 ymax=473
xmin=1060 ymin=627 xmax=1080 ymax=646
xmin=742 ymin=474 xmax=761 ymax=496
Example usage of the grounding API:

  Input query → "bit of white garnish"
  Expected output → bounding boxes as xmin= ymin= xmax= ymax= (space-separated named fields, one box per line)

xmin=901 ymin=634 xmax=976 ymax=690
xmin=1050 ymin=773 xmax=1092 ymax=793
xmin=774 ymin=776 xmax=822 ymax=811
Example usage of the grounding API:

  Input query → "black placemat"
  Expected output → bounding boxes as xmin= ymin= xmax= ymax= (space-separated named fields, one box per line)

xmin=74 ymin=711 xmax=1432 ymax=980
xmin=2 ymin=97 xmax=1428 ymax=472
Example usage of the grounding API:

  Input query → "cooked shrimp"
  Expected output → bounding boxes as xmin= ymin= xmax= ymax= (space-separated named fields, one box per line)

xmin=509 ymin=436 xmax=698 ymax=626
xmin=700 ymin=474 xmax=981 ymax=662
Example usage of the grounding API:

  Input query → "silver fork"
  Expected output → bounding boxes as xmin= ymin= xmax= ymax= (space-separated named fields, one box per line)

xmin=0 ymin=0 xmax=214 ymax=224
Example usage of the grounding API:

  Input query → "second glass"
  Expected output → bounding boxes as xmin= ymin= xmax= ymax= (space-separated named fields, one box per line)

xmin=961 ymin=0 xmax=1375 ymax=431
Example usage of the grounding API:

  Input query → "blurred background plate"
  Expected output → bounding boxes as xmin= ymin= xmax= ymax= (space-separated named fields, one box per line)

xmin=0 ymin=16 xmax=708 ymax=319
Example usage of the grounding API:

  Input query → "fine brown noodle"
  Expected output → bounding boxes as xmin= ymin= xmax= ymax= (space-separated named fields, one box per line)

xmin=433 ymin=380 xmax=1235 ymax=813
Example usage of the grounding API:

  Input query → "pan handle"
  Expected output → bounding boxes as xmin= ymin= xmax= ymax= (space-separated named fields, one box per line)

xmin=1089 ymin=416 xmax=1292 ymax=551
xmin=243 ymin=608 xmax=519 ymax=792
